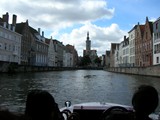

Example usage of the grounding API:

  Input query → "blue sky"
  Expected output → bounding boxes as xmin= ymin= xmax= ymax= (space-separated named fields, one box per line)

xmin=0 ymin=0 xmax=160 ymax=56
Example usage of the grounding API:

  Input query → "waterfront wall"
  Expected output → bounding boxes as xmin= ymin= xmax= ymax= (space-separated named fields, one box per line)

xmin=105 ymin=65 xmax=160 ymax=77
xmin=0 ymin=62 xmax=103 ymax=73
xmin=0 ymin=62 xmax=73 ymax=73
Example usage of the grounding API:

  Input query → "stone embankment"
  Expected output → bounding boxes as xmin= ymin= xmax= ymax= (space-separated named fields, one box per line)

xmin=105 ymin=65 xmax=160 ymax=77
xmin=0 ymin=62 xmax=103 ymax=73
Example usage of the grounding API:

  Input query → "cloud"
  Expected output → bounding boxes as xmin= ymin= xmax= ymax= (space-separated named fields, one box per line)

xmin=0 ymin=0 xmax=127 ymax=56
xmin=0 ymin=0 xmax=114 ymax=30
xmin=59 ymin=22 xmax=127 ymax=56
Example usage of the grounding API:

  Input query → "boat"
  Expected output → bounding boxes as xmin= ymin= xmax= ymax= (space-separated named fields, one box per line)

xmin=60 ymin=101 xmax=159 ymax=120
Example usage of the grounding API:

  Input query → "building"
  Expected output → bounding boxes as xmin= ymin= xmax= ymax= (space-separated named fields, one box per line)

xmin=122 ymin=36 xmax=129 ymax=67
xmin=53 ymin=39 xmax=64 ymax=67
xmin=66 ymin=44 xmax=78 ymax=67
xmin=128 ymin=25 xmax=137 ymax=67
xmin=0 ymin=12 xmax=21 ymax=64
xmin=105 ymin=50 xmax=110 ymax=67
xmin=153 ymin=17 xmax=160 ymax=65
xmin=16 ymin=21 xmax=35 ymax=65
xmin=45 ymin=37 xmax=56 ymax=67
xmin=141 ymin=17 xmax=153 ymax=66
xmin=63 ymin=47 xmax=73 ymax=67
xmin=30 ymin=27 xmax=48 ymax=66
xmin=114 ymin=43 xmax=119 ymax=67
xmin=110 ymin=43 xmax=119 ymax=67
xmin=135 ymin=23 xmax=145 ymax=67
xmin=83 ymin=32 xmax=97 ymax=66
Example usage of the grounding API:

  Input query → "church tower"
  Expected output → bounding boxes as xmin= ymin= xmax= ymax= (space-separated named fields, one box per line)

xmin=86 ymin=31 xmax=91 ymax=51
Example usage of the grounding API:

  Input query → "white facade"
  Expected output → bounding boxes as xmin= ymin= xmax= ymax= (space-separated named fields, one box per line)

xmin=35 ymin=40 xmax=48 ymax=66
xmin=47 ymin=39 xmax=56 ymax=67
xmin=63 ymin=50 xmax=73 ymax=67
xmin=122 ymin=45 xmax=129 ymax=65
xmin=0 ymin=25 xmax=21 ymax=64
xmin=128 ymin=26 xmax=136 ymax=66
xmin=118 ymin=37 xmax=129 ymax=67
xmin=118 ymin=42 xmax=123 ymax=66
xmin=114 ymin=44 xmax=119 ymax=67
xmin=153 ymin=17 xmax=160 ymax=65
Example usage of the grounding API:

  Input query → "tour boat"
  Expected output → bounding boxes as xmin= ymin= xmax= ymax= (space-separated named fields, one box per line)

xmin=60 ymin=101 xmax=159 ymax=120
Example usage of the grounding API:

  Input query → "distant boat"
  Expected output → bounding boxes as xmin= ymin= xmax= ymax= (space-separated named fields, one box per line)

xmin=84 ymin=75 xmax=96 ymax=78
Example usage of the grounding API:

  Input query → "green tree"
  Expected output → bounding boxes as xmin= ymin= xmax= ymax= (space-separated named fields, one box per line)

xmin=81 ymin=55 xmax=91 ymax=66
xmin=94 ymin=57 xmax=101 ymax=66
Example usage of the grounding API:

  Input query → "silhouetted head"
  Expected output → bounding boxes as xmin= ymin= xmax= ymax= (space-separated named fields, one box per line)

xmin=132 ymin=85 xmax=159 ymax=118
xmin=25 ymin=89 xmax=58 ymax=120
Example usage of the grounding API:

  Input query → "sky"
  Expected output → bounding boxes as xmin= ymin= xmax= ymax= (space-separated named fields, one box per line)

xmin=0 ymin=0 xmax=160 ymax=56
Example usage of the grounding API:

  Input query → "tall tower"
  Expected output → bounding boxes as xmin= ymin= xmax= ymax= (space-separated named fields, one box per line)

xmin=86 ymin=31 xmax=91 ymax=51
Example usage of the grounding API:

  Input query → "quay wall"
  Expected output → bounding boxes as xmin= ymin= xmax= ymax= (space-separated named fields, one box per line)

xmin=0 ymin=62 xmax=103 ymax=73
xmin=105 ymin=65 xmax=160 ymax=77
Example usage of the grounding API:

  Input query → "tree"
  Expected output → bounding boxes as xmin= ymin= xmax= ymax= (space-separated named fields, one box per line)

xmin=94 ymin=57 xmax=101 ymax=66
xmin=81 ymin=55 xmax=91 ymax=66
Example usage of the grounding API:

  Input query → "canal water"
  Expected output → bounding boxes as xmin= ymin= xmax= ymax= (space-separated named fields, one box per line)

xmin=0 ymin=70 xmax=160 ymax=114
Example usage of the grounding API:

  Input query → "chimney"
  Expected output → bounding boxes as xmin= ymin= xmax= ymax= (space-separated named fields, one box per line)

xmin=38 ymin=28 xmax=41 ymax=34
xmin=124 ymin=36 xmax=126 ymax=41
xmin=12 ymin=14 xmax=17 ymax=26
xmin=42 ymin=31 xmax=44 ymax=37
xmin=3 ymin=12 xmax=9 ymax=24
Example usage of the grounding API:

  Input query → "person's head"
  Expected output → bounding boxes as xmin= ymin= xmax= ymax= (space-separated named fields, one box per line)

xmin=25 ymin=89 xmax=59 ymax=120
xmin=132 ymin=85 xmax=159 ymax=117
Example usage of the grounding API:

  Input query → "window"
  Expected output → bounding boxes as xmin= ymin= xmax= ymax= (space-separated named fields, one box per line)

xmin=157 ymin=57 xmax=159 ymax=63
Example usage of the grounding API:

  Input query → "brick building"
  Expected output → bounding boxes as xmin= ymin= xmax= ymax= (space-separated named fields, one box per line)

xmin=141 ymin=17 xmax=153 ymax=66
xmin=135 ymin=23 xmax=145 ymax=67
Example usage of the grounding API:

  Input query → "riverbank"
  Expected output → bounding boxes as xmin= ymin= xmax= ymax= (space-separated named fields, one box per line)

xmin=0 ymin=62 xmax=103 ymax=73
xmin=105 ymin=65 xmax=160 ymax=77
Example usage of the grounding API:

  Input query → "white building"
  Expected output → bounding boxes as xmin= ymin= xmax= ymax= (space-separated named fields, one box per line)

xmin=0 ymin=13 xmax=21 ymax=64
xmin=153 ymin=17 xmax=160 ymax=65
xmin=46 ymin=37 xmax=56 ymax=67
xmin=30 ymin=27 xmax=48 ymax=66
xmin=63 ymin=49 xmax=73 ymax=67
xmin=114 ymin=44 xmax=119 ymax=67
xmin=118 ymin=41 xmax=123 ymax=66
xmin=35 ymin=40 xmax=48 ymax=66
xmin=128 ymin=26 xmax=136 ymax=66
xmin=118 ymin=36 xmax=129 ymax=67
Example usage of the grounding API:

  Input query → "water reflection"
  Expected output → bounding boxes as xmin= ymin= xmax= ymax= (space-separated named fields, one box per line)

xmin=0 ymin=70 xmax=160 ymax=113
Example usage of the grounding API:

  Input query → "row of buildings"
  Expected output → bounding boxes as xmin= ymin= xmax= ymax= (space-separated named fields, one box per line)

xmin=105 ymin=17 xmax=160 ymax=68
xmin=0 ymin=12 xmax=78 ymax=68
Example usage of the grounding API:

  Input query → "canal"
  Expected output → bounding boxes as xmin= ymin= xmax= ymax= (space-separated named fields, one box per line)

xmin=0 ymin=70 xmax=160 ymax=114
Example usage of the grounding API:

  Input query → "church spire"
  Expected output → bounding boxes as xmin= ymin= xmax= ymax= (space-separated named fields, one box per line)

xmin=87 ymin=31 xmax=89 ymax=40
xmin=86 ymin=31 xmax=91 ymax=51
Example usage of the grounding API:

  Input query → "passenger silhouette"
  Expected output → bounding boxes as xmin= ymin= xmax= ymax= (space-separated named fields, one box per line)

xmin=132 ymin=85 xmax=159 ymax=120
xmin=25 ymin=89 xmax=64 ymax=120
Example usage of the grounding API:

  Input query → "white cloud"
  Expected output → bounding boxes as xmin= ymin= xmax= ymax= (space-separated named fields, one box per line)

xmin=0 ymin=0 xmax=114 ymax=30
xmin=0 ymin=0 xmax=127 ymax=56
xmin=59 ymin=22 xmax=127 ymax=56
